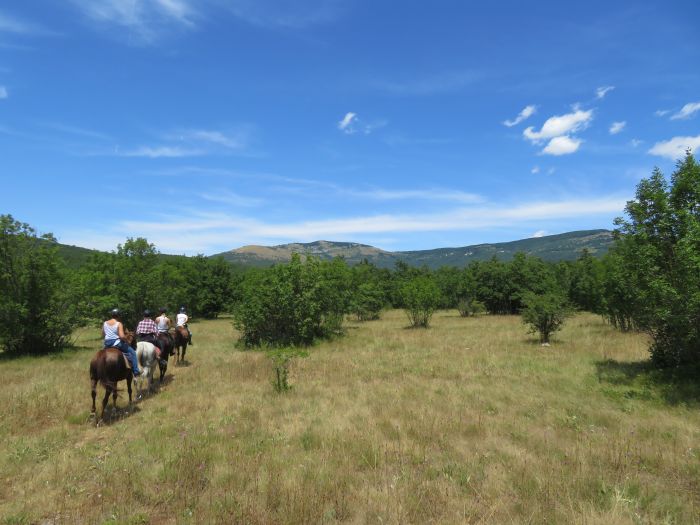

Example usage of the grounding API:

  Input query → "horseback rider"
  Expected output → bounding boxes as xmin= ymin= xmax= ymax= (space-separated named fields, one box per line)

xmin=135 ymin=309 xmax=162 ymax=358
xmin=102 ymin=308 xmax=141 ymax=376
xmin=155 ymin=307 xmax=175 ymax=356
xmin=176 ymin=306 xmax=193 ymax=345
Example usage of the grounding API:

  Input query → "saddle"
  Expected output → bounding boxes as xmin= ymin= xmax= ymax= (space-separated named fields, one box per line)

xmin=103 ymin=345 xmax=132 ymax=370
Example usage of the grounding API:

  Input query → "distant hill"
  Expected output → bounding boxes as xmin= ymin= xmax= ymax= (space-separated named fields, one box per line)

xmin=214 ymin=229 xmax=614 ymax=269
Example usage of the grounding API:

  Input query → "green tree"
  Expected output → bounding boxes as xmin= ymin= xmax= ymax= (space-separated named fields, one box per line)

xmin=521 ymin=292 xmax=571 ymax=344
xmin=0 ymin=215 xmax=79 ymax=354
xmin=612 ymin=152 xmax=700 ymax=366
xmin=401 ymin=276 xmax=441 ymax=328
xmin=233 ymin=255 xmax=350 ymax=347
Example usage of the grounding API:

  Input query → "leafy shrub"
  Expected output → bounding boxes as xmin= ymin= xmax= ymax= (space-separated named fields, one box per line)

xmin=233 ymin=255 xmax=350 ymax=347
xmin=401 ymin=276 xmax=441 ymax=328
xmin=350 ymin=281 xmax=385 ymax=321
xmin=521 ymin=292 xmax=571 ymax=344
xmin=0 ymin=215 xmax=79 ymax=354
xmin=456 ymin=297 xmax=486 ymax=317
xmin=267 ymin=347 xmax=308 ymax=393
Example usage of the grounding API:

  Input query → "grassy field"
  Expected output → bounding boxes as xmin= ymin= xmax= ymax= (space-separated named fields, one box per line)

xmin=1 ymin=311 xmax=699 ymax=524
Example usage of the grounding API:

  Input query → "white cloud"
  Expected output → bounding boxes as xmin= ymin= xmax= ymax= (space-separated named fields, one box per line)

xmin=338 ymin=112 xmax=357 ymax=134
xmin=648 ymin=135 xmax=700 ymax=160
xmin=523 ymin=109 xmax=593 ymax=142
xmin=629 ymin=138 xmax=642 ymax=148
xmin=121 ymin=146 xmax=203 ymax=158
xmin=181 ymin=129 xmax=246 ymax=149
xmin=531 ymin=166 xmax=540 ymax=174
xmin=532 ymin=230 xmax=547 ymax=238
xmin=70 ymin=0 xmax=195 ymax=42
xmin=336 ymin=112 xmax=384 ymax=135
xmin=655 ymin=109 xmax=670 ymax=117
xmin=198 ymin=190 xmax=263 ymax=207
xmin=66 ymin=196 xmax=625 ymax=254
xmin=222 ymin=0 xmax=345 ymax=29
xmin=0 ymin=86 xmax=7 ymax=99
xmin=670 ymin=101 xmax=700 ymax=120
xmin=609 ymin=121 xmax=626 ymax=134
xmin=541 ymin=135 xmax=581 ymax=156
xmin=596 ymin=86 xmax=615 ymax=99
xmin=503 ymin=105 xmax=536 ymax=127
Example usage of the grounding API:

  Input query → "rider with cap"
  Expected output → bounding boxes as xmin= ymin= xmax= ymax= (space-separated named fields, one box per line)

xmin=103 ymin=309 xmax=141 ymax=376
xmin=136 ymin=309 xmax=162 ymax=358
xmin=176 ymin=306 xmax=193 ymax=345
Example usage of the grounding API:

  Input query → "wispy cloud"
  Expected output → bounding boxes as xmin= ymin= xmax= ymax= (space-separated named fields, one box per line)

xmin=531 ymin=166 xmax=540 ymax=174
xmin=120 ymin=146 xmax=204 ymax=158
xmin=648 ymin=135 xmax=700 ymax=160
xmin=595 ymin=85 xmax=615 ymax=99
xmin=173 ymin=128 xmax=249 ymax=150
xmin=337 ymin=112 xmax=385 ymax=135
xmin=0 ymin=85 xmax=7 ymax=99
xmin=373 ymin=70 xmax=482 ymax=95
xmin=67 ymin=196 xmax=625 ymax=254
xmin=0 ymin=10 xmax=49 ymax=35
xmin=670 ymin=101 xmax=700 ymax=120
xmin=39 ymin=122 xmax=113 ymax=141
xmin=222 ymin=0 xmax=346 ymax=29
xmin=503 ymin=105 xmax=536 ymax=127
xmin=199 ymin=189 xmax=263 ymax=207
xmin=69 ymin=0 xmax=196 ymax=43
xmin=654 ymin=109 xmax=670 ymax=117
xmin=337 ymin=112 xmax=357 ymax=134
xmin=532 ymin=230 xmax=547 ymax=238
xmin=609 ymin=121 xmax=626 ymax=134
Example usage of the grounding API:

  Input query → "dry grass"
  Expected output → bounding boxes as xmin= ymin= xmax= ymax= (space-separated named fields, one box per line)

xmin=1 ymin=311 xmax=699 ymax=524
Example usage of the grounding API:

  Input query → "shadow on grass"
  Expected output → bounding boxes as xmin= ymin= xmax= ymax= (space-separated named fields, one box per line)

xmin=595 ymin=359 xmax=700 ymax=406
xmin=91 ymin=401 xmax=143 ymax=426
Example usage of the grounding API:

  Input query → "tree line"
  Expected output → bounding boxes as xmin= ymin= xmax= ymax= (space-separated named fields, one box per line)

xmin=2 ymin=153 xmax=699 ymax=370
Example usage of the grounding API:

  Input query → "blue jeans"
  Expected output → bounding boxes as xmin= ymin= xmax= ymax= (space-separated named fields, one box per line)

xmin=104 ymin=338 xmax=140 ymax=375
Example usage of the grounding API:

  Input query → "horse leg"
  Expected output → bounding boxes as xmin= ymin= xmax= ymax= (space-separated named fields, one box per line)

xmin=127 ymin=376 xmax=133 ymax=406
xmin=182 ymin=343 xmax=187 ymax=363
xmin=91 ymin=379 xmax=98 ymax=416
xmin=102 ymin=387 xmax=111 ymax=421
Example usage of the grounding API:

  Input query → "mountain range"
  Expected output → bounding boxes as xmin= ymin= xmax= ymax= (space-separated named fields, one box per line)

xmin=213 ymin=229 xmax=614 ymax=269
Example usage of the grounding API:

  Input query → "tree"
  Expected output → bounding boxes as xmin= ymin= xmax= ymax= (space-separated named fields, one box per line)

xmin=233 ymin=255 xmax=351 ymax=347
xmin=521 ymin=292 xmax=571 ymax=344
xmin=611 ymin=152 xmax=700 ymax=366
xmin=0 ymin=215 xmax=79 ymax=354
xmin=401 ymin=276 xmax=442 ymax=328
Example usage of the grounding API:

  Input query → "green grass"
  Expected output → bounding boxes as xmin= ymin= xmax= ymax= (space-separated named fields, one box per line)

xmin=0 ymin=311 xmax=699 ymax=524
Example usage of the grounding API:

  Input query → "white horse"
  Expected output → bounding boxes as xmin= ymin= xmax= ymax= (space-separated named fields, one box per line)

xmin=136 ymin=341 xmax=158 ymax=397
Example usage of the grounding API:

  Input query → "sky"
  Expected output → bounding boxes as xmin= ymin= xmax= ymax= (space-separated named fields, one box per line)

xmin=1 ymin=0 xmax=699 ymax=255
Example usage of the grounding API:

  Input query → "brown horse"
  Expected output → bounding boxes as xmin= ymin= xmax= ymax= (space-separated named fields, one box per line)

xmin=89 ymin=330 xmax=136 ymax=421
xmin=156 ymin=331 xmax=174 ymax=381
xmin=174 ymin=326 xmax=189 ymax=364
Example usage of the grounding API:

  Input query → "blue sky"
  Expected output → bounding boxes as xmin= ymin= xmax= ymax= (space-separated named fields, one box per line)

xmin=1 ymin=1 xmax=699 ymax=255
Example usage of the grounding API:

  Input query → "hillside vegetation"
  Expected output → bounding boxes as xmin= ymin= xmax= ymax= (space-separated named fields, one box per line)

xmin=1 ymin=312 xmax=698 ymax=524
xmin=215 ymin=230 xmax=613 ymax=268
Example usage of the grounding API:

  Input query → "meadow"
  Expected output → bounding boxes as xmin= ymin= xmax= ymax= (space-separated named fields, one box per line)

xmin=1 ymin=311 xmax=699 ymax=524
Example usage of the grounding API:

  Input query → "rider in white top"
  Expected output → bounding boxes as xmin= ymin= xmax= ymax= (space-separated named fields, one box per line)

xmin=176 ymin=307 xmax=193 ymax=345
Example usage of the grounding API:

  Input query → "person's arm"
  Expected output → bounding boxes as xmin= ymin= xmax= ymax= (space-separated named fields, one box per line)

xmin=117 ymin=322 xmax=126 ymax=340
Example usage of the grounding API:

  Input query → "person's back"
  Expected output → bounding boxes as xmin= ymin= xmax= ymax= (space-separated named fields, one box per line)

xmin=103 ymin=319 xmax=120 ymax=343
xmin=176 ymin=307 xmax=193 ymax=345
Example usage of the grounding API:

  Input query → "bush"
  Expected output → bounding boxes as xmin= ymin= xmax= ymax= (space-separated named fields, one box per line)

xmin=521 ymin=292 xmax=571 ymax=344
xmin=0 ymin=215 xmax=79 ymax=354
xmin=456 ymin=297 xmax=486 ymax=317
xmin=233 ymin=255 xmax=350 ymax=347
xmin=401 ymin=276 xmax=441 ymax=328
xmin=350 ymin=281 xmax=385 ymax=321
